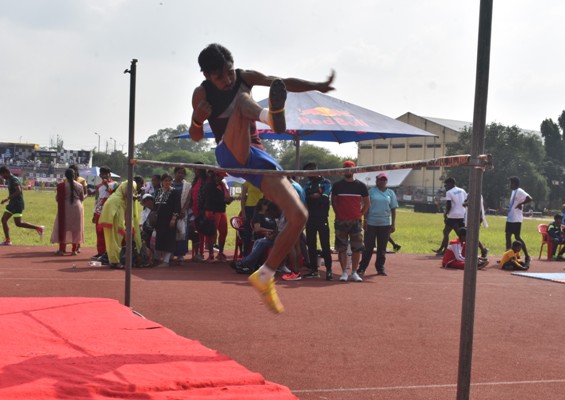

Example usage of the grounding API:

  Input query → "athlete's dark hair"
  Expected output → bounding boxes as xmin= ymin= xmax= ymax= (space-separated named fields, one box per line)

xmin=303 ymin=162 xmax=317 ymax=170
xmin=100 ymin=166 xmax=111 ymax=175
xmin=444 ymin=177 xmax=456 ymax=185
xmin=198 ymin=43 xmax=234 ymax=74
xmin=0 ymin=166 xmax=9 ymax=174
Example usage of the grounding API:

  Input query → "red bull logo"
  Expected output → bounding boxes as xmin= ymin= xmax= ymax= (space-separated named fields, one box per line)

xmin=300 ymin=107 xmax=352 ymax=117
xmin=298 ymin=107 xmax=368 ymax=128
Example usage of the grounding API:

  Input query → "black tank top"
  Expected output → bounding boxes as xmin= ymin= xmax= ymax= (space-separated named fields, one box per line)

xmin=201 ymin=69 xmax=262 ymax=147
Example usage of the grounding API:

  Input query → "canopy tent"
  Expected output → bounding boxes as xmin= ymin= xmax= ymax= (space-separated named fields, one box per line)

xmin=176 ymin=91 xmax=435 ymax=168
xmin=79 ymin=167 xmax=120 ymax=186
xmin=354 ymin=168 xmax=412 ymax=188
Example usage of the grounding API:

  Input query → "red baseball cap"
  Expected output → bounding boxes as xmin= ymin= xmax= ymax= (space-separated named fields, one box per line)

xmin=343 ymin=160 xmax=356 ymax=168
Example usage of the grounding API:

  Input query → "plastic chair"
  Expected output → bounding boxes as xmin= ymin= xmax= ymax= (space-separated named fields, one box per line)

xmin=538 ymin=224 xmax=555 ymax=260
xmin=230 ymin=216 xmax=245 ymax=261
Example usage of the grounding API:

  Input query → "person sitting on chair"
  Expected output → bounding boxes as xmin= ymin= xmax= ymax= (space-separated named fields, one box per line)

xmin=547 ymin=214 xmax=565 ymax=260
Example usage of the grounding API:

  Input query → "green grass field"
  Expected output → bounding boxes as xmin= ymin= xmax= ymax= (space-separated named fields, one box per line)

xmin=3 ymin=190 xmax=545 ymax=258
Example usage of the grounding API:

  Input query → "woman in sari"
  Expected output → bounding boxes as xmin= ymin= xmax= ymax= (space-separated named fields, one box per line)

xmin=154 ymin=173 xmax=181 ymax=266
xmin=99 ymin=176 xmax=144 ymax=269
xmin=51 ymin=169 xmax=85 ymax=255
xmin=171 ymin=167 xmax=192 ymax=264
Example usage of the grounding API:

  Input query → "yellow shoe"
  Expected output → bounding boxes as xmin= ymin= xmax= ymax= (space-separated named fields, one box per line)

xmin=248 ymin=270 xmax=285 ymax=314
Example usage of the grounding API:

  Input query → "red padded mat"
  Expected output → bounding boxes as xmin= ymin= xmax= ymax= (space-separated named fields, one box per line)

xmin=0 ymin=297 xmax=297 ymax=399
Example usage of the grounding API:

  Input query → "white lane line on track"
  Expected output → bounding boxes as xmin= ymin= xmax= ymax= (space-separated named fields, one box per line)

xmin=292 ymin=379 xmax=565 ymax=393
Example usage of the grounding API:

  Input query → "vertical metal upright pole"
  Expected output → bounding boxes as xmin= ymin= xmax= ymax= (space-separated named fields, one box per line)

xmin=124 ymin=59 xmax=137 ymax=308
xmin=456 ymin=1 xmax=493 ymax=399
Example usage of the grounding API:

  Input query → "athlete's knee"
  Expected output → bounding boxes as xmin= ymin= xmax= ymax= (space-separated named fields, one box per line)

xmin=233 ymin=92 xmax=252 ymax=111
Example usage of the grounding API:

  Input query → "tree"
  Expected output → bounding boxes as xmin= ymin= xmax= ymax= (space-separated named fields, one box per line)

xmin=540 ymin=118 xmax=564 ymax=160
xmin=445 ymin=123 xmax=549 ymax=210
xmin=135 ymin=124 xmax=211 ymax=158
xmin=278 ymin=143 xmax=350 ymax=184
xmin=92 ymin=151 xmax=128 ymax=178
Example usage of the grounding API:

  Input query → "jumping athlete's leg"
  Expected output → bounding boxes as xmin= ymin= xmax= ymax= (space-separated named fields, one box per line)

xmin=222 ymin=92 xmax=261 ymax=166
xmin=261 ymin=176 xmax=308 ymax=272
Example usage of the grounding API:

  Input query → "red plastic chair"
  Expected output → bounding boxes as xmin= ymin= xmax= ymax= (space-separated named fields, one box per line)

xmin=230 ymin=216 xmax=245 ymax=261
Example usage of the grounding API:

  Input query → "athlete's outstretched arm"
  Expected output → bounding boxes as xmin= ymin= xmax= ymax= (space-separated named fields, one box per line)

xmin=241 ymin=69 xmax=335 ymax=93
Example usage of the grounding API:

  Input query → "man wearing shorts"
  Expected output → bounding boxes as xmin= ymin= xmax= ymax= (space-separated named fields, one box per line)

xmin=505 ymin=176 xmax=532 ymax=266
xmin=0 ymin=166 xmax=44 ymax=245
xmin=188 ymin=43 xmax=335 ymax=313
xmin=331 ymin=161 xmax=370 ymax=282
xmin=433 ymin=177 xmax=466 ymax=256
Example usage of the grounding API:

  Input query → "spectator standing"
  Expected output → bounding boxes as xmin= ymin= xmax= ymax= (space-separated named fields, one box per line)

xmin=202 ymin=171 xmax=231 ymax=262
xmin=0 ymin=165 xmax=44 ymax=245
xmin=240 ymin=181 xmax=263 ymax=256
xmin=69 ymin=164 xmax=88 ymax=198
xmin=358 ymin=172 xmax=398 ymax=277
xmin=51 ymin=168 xmax=84 ymax=255
xmin=188 ymin=164 xmax=209 ymax=261
xmin=505 ymin=176 xmax=532 ymax=267
xmin=142 ymin=174 xmax=161 ymax=196
xmin=171 ymin=167 xmax=192 ymax=264
xmin=91 ymin=166 xmax=117 ymax=259
xmin=154 ymin=173 xmax=181 ymax=266
xmin=433 ymin=177 xmax=467 ymax=256
xmin=331 ymin=160 xmax=370 ymax=282
xmin=302 ymin=162 xmax=332 ymax=279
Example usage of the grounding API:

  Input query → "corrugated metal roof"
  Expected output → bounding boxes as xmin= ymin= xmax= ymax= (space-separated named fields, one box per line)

xmin=423 ymin=117 xmax=472 ymax=132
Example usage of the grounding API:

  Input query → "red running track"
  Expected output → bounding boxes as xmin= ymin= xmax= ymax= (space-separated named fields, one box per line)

xmin=1 ymin=245 xmax=565 ymax=399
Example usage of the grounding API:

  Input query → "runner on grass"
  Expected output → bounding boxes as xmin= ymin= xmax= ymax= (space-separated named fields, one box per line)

xmin=0 ymin=165 xmax=44 ymax=245
xmin=188 ymin=43 xmax=335 ymax=313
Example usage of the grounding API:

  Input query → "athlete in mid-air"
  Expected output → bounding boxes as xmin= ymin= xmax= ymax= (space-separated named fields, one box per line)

xmin=189 ymin=43 xmax=335 ymax=313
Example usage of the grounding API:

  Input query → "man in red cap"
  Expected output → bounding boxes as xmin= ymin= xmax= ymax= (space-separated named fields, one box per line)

xmin=331 ymin=161 xmax=370 ymax=282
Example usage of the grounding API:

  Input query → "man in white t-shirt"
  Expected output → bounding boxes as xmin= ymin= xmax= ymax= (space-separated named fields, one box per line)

xmin=506 ymin=176 xmax=532 ymax=266
xmin=433 ymin=177 xmax=467 ymax=255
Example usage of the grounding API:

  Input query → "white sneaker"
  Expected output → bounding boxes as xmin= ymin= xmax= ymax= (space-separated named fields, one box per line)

xmin=339 ymin=272 xmax=349 ymax=282
xmin=351 ymin=272 xmax=363 ymax=282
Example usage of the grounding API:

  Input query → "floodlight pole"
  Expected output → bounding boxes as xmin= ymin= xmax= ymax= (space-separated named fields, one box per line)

xmin=456 ymin=1 xmax=492 ymax=399
xmin=123 ymin=59 xmax=138 ymax=308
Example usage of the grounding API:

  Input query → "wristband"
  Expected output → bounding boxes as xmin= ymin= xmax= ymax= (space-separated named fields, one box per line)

xmin=192 ymin=119 xmax=203 ymax=128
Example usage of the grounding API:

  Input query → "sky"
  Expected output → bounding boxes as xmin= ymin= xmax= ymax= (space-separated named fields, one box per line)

xmin=1 ymin=0 xmax=564 ymax=158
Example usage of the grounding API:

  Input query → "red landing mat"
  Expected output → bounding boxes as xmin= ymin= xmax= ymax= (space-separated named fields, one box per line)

xmin=0 ymin=297 xmax=296 ymax=400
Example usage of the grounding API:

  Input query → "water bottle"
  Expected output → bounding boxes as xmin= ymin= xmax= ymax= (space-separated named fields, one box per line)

xmin=88 ymin=261 xmax=102 ymax=267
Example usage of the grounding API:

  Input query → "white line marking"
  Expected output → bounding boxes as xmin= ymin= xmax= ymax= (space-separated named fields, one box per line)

xmin=292 ymin=379 xmax=565 ymax=393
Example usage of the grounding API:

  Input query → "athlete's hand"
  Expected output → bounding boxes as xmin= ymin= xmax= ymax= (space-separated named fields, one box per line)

xmin=193 ymin=100 xmax=212 ymax=124
xmin=317 ymin=70 xmax=335 ymax=93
